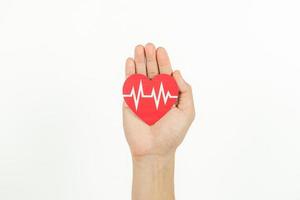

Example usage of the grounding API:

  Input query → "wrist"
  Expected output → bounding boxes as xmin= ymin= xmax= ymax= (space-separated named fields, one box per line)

xmin=132 ymin=153 xmax=175 ymax=171
xmin=132 ymin=153 xmax=175 ymax=200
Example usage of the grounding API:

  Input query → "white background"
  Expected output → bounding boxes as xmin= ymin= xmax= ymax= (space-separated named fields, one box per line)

xmin=0 ymin=0 xmax=300 ymax=199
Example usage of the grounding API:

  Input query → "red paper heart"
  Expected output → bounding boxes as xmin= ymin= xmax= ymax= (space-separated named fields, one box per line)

xmin=123 ymin=74 xmax=179 ymax=125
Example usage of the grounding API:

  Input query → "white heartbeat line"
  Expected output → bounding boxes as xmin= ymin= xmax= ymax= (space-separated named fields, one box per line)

xmin=123 ymin=80 xmax=178 ymax=110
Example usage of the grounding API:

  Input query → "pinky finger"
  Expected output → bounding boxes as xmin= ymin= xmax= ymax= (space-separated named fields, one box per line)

xmin=124 ymin=58 xmax=135 ymax=108
xmin=125 ymin=57 xmax=136 ymax=78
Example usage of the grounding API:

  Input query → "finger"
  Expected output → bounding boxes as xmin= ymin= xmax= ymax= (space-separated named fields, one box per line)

xmin=172 ymin=70 xmax=194 ymax=112
xmin=157 ymin=47 xmax=172 ymax=75
xmin=125 ymin=57 xmax=136 ymax=78
xmin=124 ymin=58 xmax=135 ymax=108
xmin=145 ymin=43 xmax=159 ymax=79
xmin=134 ymin=45 xmax=147 ymax=75
xmin=173 ymin=70 xmax=190 ymax=93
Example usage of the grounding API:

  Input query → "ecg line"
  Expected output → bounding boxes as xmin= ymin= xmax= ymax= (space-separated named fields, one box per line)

xmin=123 ymin=80 xmax=178 ymax=110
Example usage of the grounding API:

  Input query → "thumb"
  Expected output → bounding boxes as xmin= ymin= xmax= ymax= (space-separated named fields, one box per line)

xmin=173 ymin=70 xmax=190 ymax=93
xmin=173 ymin=70 xmax=194 ymax=112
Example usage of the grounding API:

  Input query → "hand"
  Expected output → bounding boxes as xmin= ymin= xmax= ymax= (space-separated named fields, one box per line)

xmin=123 ymin=43 xmax=195 ymax=158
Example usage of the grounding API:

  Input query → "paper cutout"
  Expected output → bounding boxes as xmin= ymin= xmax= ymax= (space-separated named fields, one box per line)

xmin=123 ymin=74 xmax=179 ymax=125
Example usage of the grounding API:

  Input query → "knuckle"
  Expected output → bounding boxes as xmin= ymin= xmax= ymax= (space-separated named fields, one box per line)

xmin=126 ymin=72 xmax=131 ymax=77
xmin=188 ymin=103 xmax=196 ymax=121
xmin=185 ymin=83 xmax=192 ymax=92
xmin=148 ymin=70 xmax=157 ymax=77
xmin=191 ymin=109 xmax=196 ymax=121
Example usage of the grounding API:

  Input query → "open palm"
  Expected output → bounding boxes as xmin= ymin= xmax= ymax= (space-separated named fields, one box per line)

xmin=123 ymin=44 xmax=195 ymax=157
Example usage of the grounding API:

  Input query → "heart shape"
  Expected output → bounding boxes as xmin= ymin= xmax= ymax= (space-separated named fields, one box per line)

xmin=123 ymin=74 xmax=179 ymax=125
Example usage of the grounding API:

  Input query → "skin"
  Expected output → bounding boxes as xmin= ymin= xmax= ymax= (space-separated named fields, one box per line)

xmin=123 ymin=43 xmax=195 ymax=200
